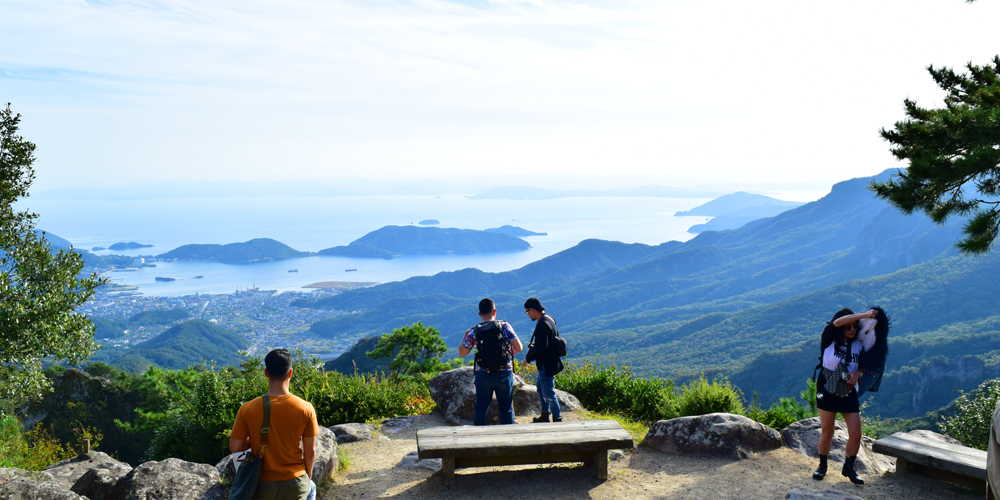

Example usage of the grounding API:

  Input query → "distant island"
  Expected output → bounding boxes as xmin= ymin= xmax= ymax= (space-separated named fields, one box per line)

xmin=470 ymin=185 xmax=725 ymax=200
xmin=92 ymin=246 xmax=106 ymax=251
xmin=418 ymin=219 xmax=440 ymax=225
xmin=158 ymin=238 xmax=311 ymax=264
xmin=484 ymin=225 xmax=547 ymax=237
xmin=109 ymin=241 xmax=154 ymax=251
xmin=155 ymin=277 xmax=177 ymax=282
xmin=318 ymin=225 xmax=531 ymax=259
xmin=676 ymin=192 xmax=804 ymax=233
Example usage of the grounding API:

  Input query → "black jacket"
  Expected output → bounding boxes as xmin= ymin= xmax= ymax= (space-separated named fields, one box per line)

xmin=524 ymin=313 xmax=563 ymax=375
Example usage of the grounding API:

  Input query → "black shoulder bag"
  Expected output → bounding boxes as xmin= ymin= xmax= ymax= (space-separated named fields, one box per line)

xmin=230 ymin=395 xmax=270 ymax=500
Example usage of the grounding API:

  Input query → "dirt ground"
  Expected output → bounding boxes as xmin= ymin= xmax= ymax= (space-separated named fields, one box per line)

xmin=320 ymin=413 xmax=981 ymax=500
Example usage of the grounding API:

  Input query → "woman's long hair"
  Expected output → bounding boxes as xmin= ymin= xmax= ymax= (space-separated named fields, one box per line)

xmin=820 ymin=308 xmax=854 ymax=352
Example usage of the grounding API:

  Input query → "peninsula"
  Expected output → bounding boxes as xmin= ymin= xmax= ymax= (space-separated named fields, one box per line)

xmin=318 ymin=225 xmax=531 ymax=259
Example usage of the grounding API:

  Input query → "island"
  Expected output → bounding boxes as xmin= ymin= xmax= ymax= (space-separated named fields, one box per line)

xmin=418 ymin=219 xmax=440 ymax=225
xmin=317 ymin=225 xmax=531 ymax=259
xmin=155 ymin=277 xmax=177 ymax=282
xmin=676 ymin=192 xmax=804 ymax=233
xmin=157 ymin=238 xmax=311 ymax=264
xmin=109 ymin=241 xmax=155 ymax=251
xmin=484 ymin=225 xmax=547 ymax=237
xmin=92 ymin=246 xmax=106 ymax=251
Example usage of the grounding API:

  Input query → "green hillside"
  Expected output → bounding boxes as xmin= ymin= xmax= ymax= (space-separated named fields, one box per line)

xmin=158 ymin=238 xmax=310 ymax=264
xmin=95 ymin=319 xmax=248 ymax=372
xmin=317 ymin=225 xmax=531 ymax=259
xmin=323 ymin=336 xmax=394 ymax=375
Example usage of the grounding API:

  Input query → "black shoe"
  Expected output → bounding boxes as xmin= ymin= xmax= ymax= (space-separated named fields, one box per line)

xmin=532 ymin=412 xmax=550 ymax=423
xmin=842 ymin=456 xmax=865 ymax=485
xmin=552 ymin=417 xmax=563 ymax=423
xmin=812 ymin=454 xmax=828 ymax=480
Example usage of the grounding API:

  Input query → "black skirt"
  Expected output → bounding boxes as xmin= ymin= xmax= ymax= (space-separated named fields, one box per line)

xmin=816 ymin=373 xmax=860 ymax=414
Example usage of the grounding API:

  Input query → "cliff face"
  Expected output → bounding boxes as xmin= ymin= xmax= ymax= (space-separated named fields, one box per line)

xmin=875 ymin=355 xmax=1000 ymax=417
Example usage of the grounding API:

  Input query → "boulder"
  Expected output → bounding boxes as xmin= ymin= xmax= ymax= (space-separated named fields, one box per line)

xmin=781 ymin=417 xmax=893 ymax=475
xmin=330 ymin=423 xmax=376 ymax=444
xmin=381 ymin=416 xmax=416 ymax=435
xmin=311 ymin=426 xmax=340 ymax=485
xmin=45 ymin=451 xmax=132 ymax=490
xmin=73 ymin=467 xmax=133 ymax=499
xmin=429 ymin=367 xmax=524 ymax=425
xmin=110 ymin=458 xmax=225 ymax=500
xmin=0 ymin=477 xmax=88 ymax=500
xmin=395 ymin=451 xmax=442 ymax=471
xmin=512 ymin=385 xmax=584 ymax=416
xmin=644 ymin=413 xmax=783 ymax=460
xmin=0 ymin=467 xmax=56 ymax=484
xmin=785 ymin=488 xmax=866 ymax=500
xmin=214 ymin=454 xmax=238 ymax=485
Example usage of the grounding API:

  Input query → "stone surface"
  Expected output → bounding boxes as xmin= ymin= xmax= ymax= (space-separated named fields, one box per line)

xmin=609 ymin=450 xmax=625 ymax=461
xmin=781 ymin=417 xmax=894 ymax=475
xmin=110 ymin=458 xmax=225 ymax=500
xmin=429 ymin=366 xmax=524 ymax=425
xmin=0 ymin=477 xmax=88 ymax=500
xmin=785 ymin=488 xmax=866 ymax=500
xmin=645 ymin=412 xmax=783 ymax=460
xmin=330 ymin=423 xmax=377 ymax=444
xmin=0 ymin=467 xmax=56 ymax=484
xmin=46 ymin=451 xmax=132 ymax=490
xmin=311 ymin=426 xmax=340 ymax=485
xmin=73 ymin=467 xmax=132 ymax=499
xmin=905 ymin=429 xmax=963 ymax=445
xmin=214 ymin=454 xmax=239 ymax=485
xmin=381 ymin=416 xmax=415 ymax=435
xmin=395 ymin=451 xmax=442 ymax=471
xmin=512 ymin=385 xmax=584 ymax=416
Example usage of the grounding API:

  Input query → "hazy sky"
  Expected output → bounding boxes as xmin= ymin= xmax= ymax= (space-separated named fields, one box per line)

xmin=3 ymin=0 xmax=998 ymax=191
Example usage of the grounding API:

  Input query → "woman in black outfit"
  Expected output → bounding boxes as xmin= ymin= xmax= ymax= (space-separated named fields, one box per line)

xmin=813 ymin=307 xmax=878 ymax=486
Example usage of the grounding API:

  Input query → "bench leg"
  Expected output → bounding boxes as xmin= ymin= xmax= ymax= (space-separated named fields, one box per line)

xmin=441 ymin=458 xmax=455 ymax=484
xmin=895 ymin=458 xmax=909 ymax=474
xmin=592 ymin=450 xmax=608 ymax=480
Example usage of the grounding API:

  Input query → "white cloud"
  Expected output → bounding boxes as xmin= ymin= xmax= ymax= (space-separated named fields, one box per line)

xmin=2 ymin=0 xmax=998 ymax=189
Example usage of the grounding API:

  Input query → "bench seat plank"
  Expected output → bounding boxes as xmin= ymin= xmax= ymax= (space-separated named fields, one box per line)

xmin=417 ymin=421 xmax=633 ymax=459
xmin=872 ymin=432 xmax=987 ymax=480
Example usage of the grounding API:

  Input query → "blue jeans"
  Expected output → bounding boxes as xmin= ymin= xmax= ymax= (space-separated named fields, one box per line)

xmin=537 ymin=366 xmax=561 ymax=419
xmin=474 ymin=370 xmax=514 ymax=425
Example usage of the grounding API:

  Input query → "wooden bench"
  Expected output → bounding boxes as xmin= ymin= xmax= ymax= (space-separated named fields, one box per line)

xmin=416 ymin=420 xmax=634 ymax=483
xmin=872 ymin=431 xmax=988 ymax=491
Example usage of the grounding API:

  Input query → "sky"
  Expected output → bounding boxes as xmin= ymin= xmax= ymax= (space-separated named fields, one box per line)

xmin=2 ymin=0 xmax=999 ymax=192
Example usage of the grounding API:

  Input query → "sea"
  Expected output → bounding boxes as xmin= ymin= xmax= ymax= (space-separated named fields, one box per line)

xmin=23 ymin=191 xmax=825 ymax=297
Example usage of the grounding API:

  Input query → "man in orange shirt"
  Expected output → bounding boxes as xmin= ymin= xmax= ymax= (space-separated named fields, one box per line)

xmin=230 ymin=349 xmax=320 ymax=500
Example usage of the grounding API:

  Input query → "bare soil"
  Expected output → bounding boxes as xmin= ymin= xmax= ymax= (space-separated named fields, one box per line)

xmin=319 ymin=413 xmax=980 ymax=500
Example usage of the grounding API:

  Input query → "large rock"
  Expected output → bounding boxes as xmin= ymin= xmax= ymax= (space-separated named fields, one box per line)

xmin=330 ymin=423 xmax=376 ymax=444
xmin=110 ymin=458 xmax=225 ymax=500
xmin=644 ymin=413 xmax=783 ymax=459
xmin=0 ymin=468 xmax=85 ymax=500
xmin=785 ymin=488 xmax=865 ymax=500
xmin=429 ymin=367 xmax=524 ymax=425
xmin=216 ymin=428 xmax=339 ymax=487
xmin=45 ymin=451 xmax=132 ymax=490
xmin=781 ymin=417 xmax=893 ymax=475
xmin=74 ymin=467 xmax=133 ymax=499
xmin=512 ymin=385 xmax=584 ymax=416
xmin=905 ymin=429 xmax=962 ymax=445
xmin=0 ymin=467 xmax=56 ymax=484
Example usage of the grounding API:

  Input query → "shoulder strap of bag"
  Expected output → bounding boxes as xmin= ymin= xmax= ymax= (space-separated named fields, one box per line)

xmin=260 ymin=395 xmax=270 ymax=456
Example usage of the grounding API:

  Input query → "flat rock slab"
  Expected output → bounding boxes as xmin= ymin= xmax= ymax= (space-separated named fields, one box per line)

xmin=330 ymin=423 xmax=377 ymax=444
xmin=645 ymin=413 xmax=782 ymax=460
xmin=46 ymin=451 xmax=132 ymax=490
xmin=785 ymin=488 xmax=866 ymax=500
xmin=783 ymin=417 xmax=893 ymax=475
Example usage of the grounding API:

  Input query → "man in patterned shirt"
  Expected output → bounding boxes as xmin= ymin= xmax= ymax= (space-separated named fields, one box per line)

xmin=458 ymin=298 xmax=523 ymax=425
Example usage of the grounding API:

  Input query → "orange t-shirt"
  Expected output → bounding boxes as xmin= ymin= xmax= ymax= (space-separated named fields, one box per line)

xmin=231 ymin=394 xmax=320 ymax=482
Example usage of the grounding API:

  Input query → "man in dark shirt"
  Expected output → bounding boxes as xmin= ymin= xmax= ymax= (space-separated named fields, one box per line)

xmin=522 ymin=297 xmax=564 ymax=423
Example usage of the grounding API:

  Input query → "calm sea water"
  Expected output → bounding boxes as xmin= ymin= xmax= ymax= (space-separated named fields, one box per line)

xmin=21 ymin=193 xmax=821 ymax=296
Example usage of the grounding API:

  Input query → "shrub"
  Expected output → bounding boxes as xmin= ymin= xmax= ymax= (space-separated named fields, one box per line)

xmin=677 ymin=374 xmax=744 ymax=416
xmin=746 ymin=379 xmax=818 ymax=430
xmin=556 ymin=360 xmax=678 ymax=423
xmin=0 ymin=416 xmax=73 ymax=470
xmin=939 ymin=378 xmax=1000 ymax=450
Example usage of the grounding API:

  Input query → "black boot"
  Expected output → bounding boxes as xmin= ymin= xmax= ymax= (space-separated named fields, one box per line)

xmin=532 ymin=412 xmax=550 ymax=423
xmin=812 ymin=454 xmax=828 ymax=480
xmin=842 ymin=456 xmax=864 ymax=485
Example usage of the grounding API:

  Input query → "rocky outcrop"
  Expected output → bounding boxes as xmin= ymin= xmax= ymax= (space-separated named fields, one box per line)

xmin=512 ymin=385 xmax=584 ymax=416
xmin=74 ymin=467 xmax=133 ymax=499
xmin=781 ymin=417 xmax=893 ymax=475
xmin=0 ymin=468 xmax=86 ymax=500
xmin=429 ymin=367 xmax=524 ymax=425
xmin=644 ymin=413 xmax=783 ymax=459
xmin=330 ymin=423 xmax=377 ymax=444
xmin=110 ymin=458 xmax=225 ymax=500
xmin=45 ymin=451 xmax=132 ymax=492
xmin=785 ymin=488 xmax=865 ymax=500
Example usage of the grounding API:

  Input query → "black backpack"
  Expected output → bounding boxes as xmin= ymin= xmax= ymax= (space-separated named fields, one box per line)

xmin=474 ymin=321 xmax=512 ymax=373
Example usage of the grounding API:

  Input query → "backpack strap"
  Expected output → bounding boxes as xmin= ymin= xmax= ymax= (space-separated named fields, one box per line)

xmin=260 ymin=395 xmax=270 ymax=457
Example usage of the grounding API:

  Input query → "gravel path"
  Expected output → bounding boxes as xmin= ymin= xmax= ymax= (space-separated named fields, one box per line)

xmin=320 ymin=413 xmax=981 ymax=500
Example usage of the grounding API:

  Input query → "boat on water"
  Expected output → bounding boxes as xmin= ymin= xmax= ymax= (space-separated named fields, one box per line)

xmin=345 ymin=268 xmax=357 ymax=272
xmin=288 ymin=269 xmax=298 ymax=273
xmin=155 ymin=277 xmax=177 ymax=282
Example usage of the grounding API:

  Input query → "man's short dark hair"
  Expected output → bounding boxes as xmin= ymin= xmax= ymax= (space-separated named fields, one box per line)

xmin=479 ymin=298 xmax=495 ymax=315
xmin=264 ymin=349 xmax=293 ymax=380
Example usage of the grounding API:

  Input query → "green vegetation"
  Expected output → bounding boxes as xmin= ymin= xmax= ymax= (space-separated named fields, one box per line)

xmin=109 ymin=242 xmax=153 ymax=251
xmin=556 ymin=360 xmax=679 ymax=423
xmin=872 ymin=56 xmax=1000 ymax=254
xmin=678 ymin=374 xmax=745 ymax=416
xmin=0 ymin=415 xmax=73 ymax=470
xmin=324 ymin=336 xmax=393 ymax=374
xmin=366 ymin=322 xmax=460 ymax=378
xmin=158 ymin=238 xmax=310 ymax=264
xmin=939 ymin=378 xmax=1000 ymax=450
xmin=90 ymin=319 xmax=249 ymax=372
xmin=1 ymin=103 xmax=106 ymax=415
xmin=317 ymin=225 xmax=531 ymax=260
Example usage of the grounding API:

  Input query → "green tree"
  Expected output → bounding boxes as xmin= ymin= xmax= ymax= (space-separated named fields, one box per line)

xmin=939 ymin=378 xmax=1000 ymax=450
xmin=367 ymin=322 xmax=450 ymax=377
xmin=871 ymin=56 xmax=1000 ymax=254
xmin=0 ymin=103 xmax=105 ymax=415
